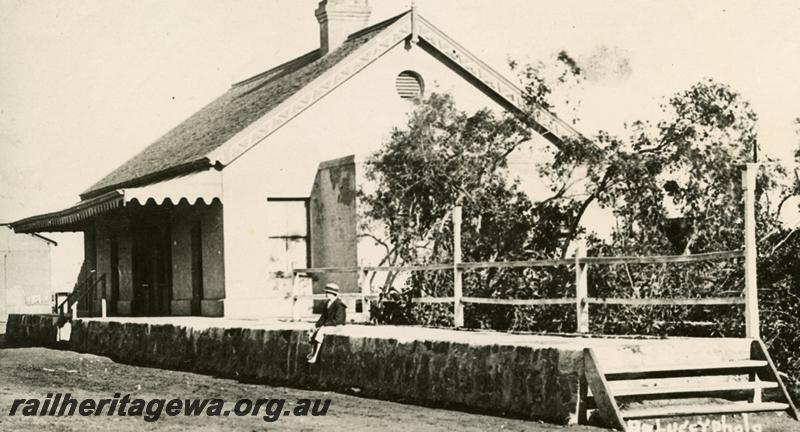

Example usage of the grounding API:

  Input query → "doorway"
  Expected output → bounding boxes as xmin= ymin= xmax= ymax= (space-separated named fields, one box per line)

xmin=132 ymin=222 xmax=172 ymax=316
xmin=109 ymin=235 xmax=119 ymax=315
xmin=190 ymin=221 xmax=203 ymax=316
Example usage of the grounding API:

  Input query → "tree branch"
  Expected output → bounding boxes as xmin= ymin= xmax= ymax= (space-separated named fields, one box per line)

xmin=559 ymin=165 xmax=615 ymax=258
xmin=768 ymin=226 xmax=800 ymax=256
xmin=358 ymin=232 xmax=391 ymax=256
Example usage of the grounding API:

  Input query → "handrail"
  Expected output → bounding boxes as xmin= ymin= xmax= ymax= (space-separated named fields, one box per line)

xmin=72 ymin=273 xmax=105 ymax=306
xmin=57 ymin=273 xmax=95 ymax=313
xmin=57 ymin=273 xmax=106 ymax=319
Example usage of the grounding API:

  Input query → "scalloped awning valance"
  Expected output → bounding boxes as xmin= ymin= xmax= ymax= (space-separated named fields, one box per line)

xmin=11 ymin=170 xmax=222 ymax=233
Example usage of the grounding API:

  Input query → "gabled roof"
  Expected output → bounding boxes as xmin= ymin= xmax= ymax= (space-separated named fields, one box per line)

xmin=82 ymin=12 xmax=408 ymax=199
xmin=78 ymin=8 xmax=578 ymax=200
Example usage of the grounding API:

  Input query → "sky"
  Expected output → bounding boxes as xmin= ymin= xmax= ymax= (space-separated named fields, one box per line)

xmin=2 ymin=0 xmax=800 ymax=290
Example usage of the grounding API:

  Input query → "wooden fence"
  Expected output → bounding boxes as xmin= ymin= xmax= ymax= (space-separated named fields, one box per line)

xmin=292 ymin=164 xmax=762 ymax=337
xmin=291 ymin=247 xmax=749 ymax=334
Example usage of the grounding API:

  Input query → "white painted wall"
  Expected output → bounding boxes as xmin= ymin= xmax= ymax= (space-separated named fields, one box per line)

xmin=220 ymin=40 xmax=553 ymax=319
xmin=1 ymin=226 xmax=53 ymax=332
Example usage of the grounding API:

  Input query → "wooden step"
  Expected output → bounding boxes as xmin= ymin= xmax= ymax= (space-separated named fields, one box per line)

xmin=611 ymin=381 xmax=779 ymax=399
xmin=604 ymin=360 xmax=768 ymax=380
xmin=584 ymin=382 xmax=780 ymax=409
xmin=621 ymin=402 xmax=789 ymax=419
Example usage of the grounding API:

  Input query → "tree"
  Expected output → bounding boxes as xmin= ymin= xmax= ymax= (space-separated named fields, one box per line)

xmin=360 ymin=92 xmax=558 ymax=328
xmin=755 ymin=121 xmax=800 ymax=398
xmin=361 ymin=53 xmax=800 ymax=396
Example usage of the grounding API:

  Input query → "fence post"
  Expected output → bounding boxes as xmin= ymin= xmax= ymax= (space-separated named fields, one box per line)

xmin=743 ymin=163 xmax=760 ymax=339
xmin=291 ymin=270 xmax=299 ymax=322
xmin=360 ymin=269 xmax=370 ymax=319
xmin=453 ymin=206 xmax=464 ymax=328
xmin=575 ymin=245 xmax=589 ymax=333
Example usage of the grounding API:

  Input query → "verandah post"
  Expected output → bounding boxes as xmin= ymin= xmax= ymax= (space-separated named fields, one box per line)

xmin=101 ymin=275 xmax=107 ymax=318
xmin=743 ymin=163 xmax=760 ymax=339
xmin=453 ymin=206 xmax=464 ymax=328
xmin=575 ymin=245 xmax=589 ymax=333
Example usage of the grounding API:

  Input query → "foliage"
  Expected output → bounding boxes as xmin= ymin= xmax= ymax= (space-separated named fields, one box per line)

xmin=360 ymin=92 xmax=567 ymax=329
xmin=360 ymin=53 xmax=800 ymax=395
xmin=759 ymin=227 xmax=800 ymax=398
xmin=360 ymin=92 xmax=532 ymax=265
xmin=756 ymin=121 xmax=800 ymax=397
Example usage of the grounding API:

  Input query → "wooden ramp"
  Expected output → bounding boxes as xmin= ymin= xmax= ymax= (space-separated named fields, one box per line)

xmin=580 ymin=340 xmax=799 ymax=430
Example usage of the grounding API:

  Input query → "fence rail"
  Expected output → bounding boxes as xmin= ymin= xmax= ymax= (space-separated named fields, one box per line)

xmin=292 ymin=250 xmax=742 ymax=274
xmin=585 ymin=297 xmax=745 ymax=306
xmin=578 ymin=250 xmax=743 ymax=265
xmin=291 ymin=246 xmax=748 ymax=333
xmin=292 ymin=164 xmax=761 ymax=337
xmin=462 ymin=297 xmax=575 ymax=306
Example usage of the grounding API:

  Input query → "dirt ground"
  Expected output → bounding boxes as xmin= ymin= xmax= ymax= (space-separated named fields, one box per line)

xmin=0 ymin=340 xmax=606 ymax=432
xmin=0 ymin=337 xmax=796 ymax=432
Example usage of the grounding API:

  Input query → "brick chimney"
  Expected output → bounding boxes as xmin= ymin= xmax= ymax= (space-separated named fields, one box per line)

xmin=315 ymin=0 xmax=371 ymax=55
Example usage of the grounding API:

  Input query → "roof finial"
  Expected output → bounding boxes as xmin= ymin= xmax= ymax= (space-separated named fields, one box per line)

xmin=410 ymin=0 xmax=419 ymax=44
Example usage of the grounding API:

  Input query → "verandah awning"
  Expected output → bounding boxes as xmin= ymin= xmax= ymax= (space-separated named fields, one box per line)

xmin=122 ymin=169 xmax=222 ymax=206
xmin=11 ymin=170 xmax=222 ymax=233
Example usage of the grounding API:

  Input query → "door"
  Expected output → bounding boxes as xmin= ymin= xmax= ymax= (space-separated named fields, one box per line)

xmin=109 ymin=236 xmax=119 ymax=316
xmin=190 ymin=221 xmax=203 ymax=316
xmin=132 ymin=223 xmax=172 ymax=316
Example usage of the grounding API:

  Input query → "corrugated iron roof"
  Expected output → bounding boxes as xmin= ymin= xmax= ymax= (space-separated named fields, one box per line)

xmin=11 ymin=170 xmax=224 ymax=233
xmin=11 ymin=191 xmax=124 ymax=233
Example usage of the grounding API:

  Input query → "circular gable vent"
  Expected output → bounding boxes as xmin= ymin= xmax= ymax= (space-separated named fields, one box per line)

xmin=396 ymin=71 xmax=424 ymax=100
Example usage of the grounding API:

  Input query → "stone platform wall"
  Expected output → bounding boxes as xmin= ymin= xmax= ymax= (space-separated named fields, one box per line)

xmin=5 ymin=314 xmax=583 ymax=424
xmin=4 ymin=314 xmax=61 ymax=348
